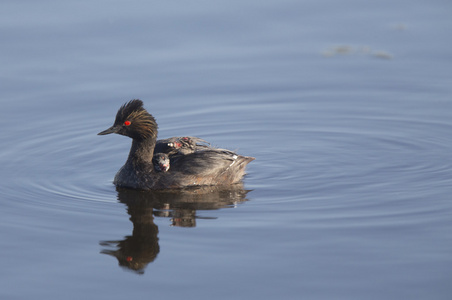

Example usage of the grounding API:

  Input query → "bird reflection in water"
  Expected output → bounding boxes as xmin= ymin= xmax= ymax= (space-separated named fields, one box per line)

xmin=100 ymin=184 xmax=251 ymax=274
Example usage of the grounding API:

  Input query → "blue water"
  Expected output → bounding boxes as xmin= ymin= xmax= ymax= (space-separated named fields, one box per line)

xmin=1 ymin=0 xmax=451 ymax=299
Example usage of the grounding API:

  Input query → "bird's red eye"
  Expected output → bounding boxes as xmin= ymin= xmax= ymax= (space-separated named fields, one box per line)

xmin=124 ymin=120 xmax=131 ymax=126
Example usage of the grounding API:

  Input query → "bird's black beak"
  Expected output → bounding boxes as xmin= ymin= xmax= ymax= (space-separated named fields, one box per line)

xmin=98 ymin=126 xmax=119 ymax=135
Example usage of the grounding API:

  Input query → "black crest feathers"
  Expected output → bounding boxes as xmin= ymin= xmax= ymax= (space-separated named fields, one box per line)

xmin=115 ymin=99 xmax=158 ymax=140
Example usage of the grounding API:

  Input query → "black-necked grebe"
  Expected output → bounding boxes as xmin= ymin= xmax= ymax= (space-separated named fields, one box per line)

xmin=98 ymin=99 xmax=254 ymax=189
xmin=153 ymin=153 xmax=170 ymax=172
xmin=153 ymin=136 xmax=209 ymax=155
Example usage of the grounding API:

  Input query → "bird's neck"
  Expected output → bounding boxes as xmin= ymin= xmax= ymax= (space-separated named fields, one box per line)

xmin=127 ymin=137 xmax=156 ymax=165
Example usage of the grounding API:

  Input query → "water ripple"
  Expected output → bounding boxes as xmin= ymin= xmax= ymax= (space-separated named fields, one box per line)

xmin=2 ymin=99 xmax=451 ymax=219
xmin=245 ymin=108 xmax=452 ymax=209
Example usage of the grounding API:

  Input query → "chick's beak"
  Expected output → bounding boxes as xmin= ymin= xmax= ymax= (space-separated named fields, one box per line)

xmin=98 ymin=126 xmax=119 ymax=135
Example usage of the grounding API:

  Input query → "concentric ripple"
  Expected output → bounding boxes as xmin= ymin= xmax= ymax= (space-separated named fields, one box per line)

xmin=0 ymin=115 xmax=120 ymax=212
xmin=2 ymin=96 xmax=451 ymax=225
xmin=0 ymin=105 xmax=258 ymax=213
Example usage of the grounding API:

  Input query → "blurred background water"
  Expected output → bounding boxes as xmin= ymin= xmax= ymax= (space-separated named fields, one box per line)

xmin=1 ymin=0 xmax=451 ymax=299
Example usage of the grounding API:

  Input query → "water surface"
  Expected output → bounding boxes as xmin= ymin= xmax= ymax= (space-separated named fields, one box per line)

xmin=1 ymin=0 xmax=451 ymax=299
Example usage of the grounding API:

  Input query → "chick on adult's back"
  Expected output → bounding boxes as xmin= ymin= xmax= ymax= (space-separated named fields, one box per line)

xmin=98 ymin=99 xmax=254 ymax=190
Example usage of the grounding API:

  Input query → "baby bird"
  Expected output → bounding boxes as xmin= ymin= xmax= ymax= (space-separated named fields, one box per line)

xmin=153 ymin=153 xmax=170 ymax=172
xmin=154 ymin=136 xmax=209 ymax=156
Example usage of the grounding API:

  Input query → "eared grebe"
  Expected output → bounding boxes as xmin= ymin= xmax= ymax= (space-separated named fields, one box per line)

xmin=153 ymin=153 xmax=170 ymax=172
xmin=98 ymin=99 xmax=254 ymax=189
xmin=153 ymin=136 xmax=209 ymax=155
